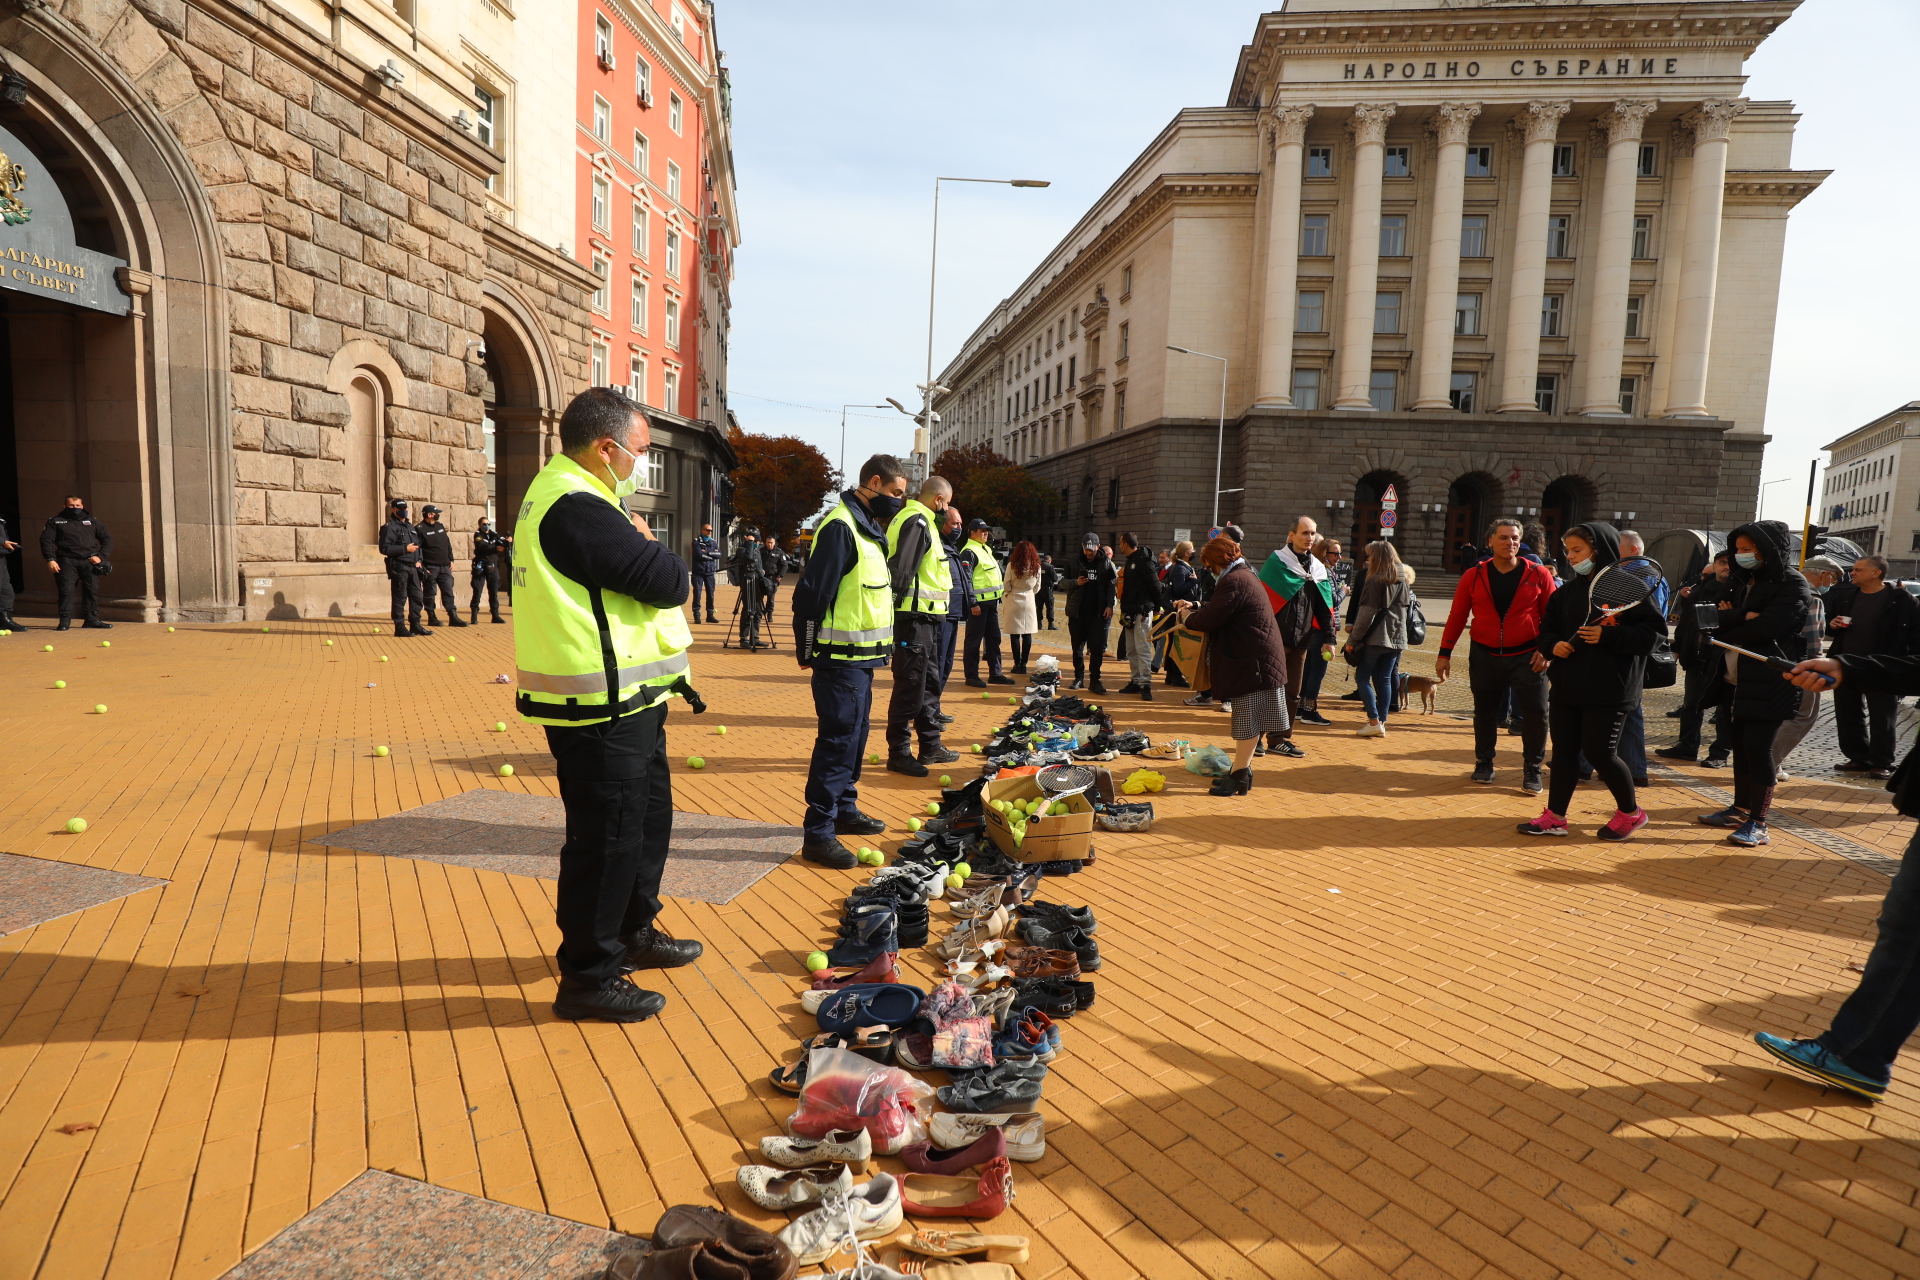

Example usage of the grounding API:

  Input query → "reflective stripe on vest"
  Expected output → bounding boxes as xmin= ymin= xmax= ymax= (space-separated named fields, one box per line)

xmin=813 ymin=501 xmax=893 ymax=661
xmin=968 ymin=542 xmax=1004 ymax=602
xmin=512 ymin=453 xmax=694 ymax=725
xmin=885 ymin=498 xmax=951 ymax=613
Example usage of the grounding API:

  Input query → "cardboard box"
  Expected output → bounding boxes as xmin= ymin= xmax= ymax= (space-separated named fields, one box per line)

xmin=983 ymin=774 xmax=1094 ymax=862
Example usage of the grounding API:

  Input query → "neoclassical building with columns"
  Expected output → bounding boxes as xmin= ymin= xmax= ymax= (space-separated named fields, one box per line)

xmin=931 ymin=0 xmax=1825 ymax=570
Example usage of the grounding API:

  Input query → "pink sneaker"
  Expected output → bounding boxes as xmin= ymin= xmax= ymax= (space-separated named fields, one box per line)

xmin=1516 ymin=808 xmax=1568 ymax=837
xmin=1598 ymin=809 xmax=1649 ymax=841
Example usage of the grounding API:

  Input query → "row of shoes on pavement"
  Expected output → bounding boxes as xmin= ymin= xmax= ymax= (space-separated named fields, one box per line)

xmin=607 ymin=1202 xmax=1026 ymax=1279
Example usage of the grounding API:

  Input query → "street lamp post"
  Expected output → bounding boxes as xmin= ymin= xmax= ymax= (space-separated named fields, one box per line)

xmin=839 ymin=404 xmax=893 ymax=484
xmin=1167 ymin=345 xmax=1230 ymax=531
xmin=923 ymin=176 xmax=1049 ymax=477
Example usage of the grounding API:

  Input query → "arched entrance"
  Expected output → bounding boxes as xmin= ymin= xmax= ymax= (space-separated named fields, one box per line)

xmin=482 ymin=283 xmax=559 ymax=534
xmin=1541 ymin=475 xmax=1596 ymax=550
xmin=1443 ymin=472 xmax=1501 ymax=571
xmin=1351 ymin=469 xmax=1408 ymax=553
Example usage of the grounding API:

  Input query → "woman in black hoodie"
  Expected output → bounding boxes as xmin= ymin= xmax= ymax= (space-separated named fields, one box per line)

xmin=1698 ymin=519 xmax=1811 ymax=846
xmin=1519 ymin=521 xmax=1667 ymax=840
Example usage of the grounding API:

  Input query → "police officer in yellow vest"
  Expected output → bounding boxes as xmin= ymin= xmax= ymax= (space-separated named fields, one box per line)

xmin=790 ymin=454 xmax=908 ymax=867
xmin=882 ymin=475 xmax=960 ymax=777
xmin=960 ymin=517 xmax=1014 ymax=688
xmin=515 ymin=387 xmax=704 ymax=1023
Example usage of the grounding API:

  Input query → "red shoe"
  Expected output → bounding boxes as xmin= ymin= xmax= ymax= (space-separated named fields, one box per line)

xmin=901 ymin=1155 xmax=1014 ymax=1218
xmin=1598 ymin=808 xmax=1648 ymax=842
xmin=810 ymin=951 xmax=899 ymax=990
xmin=899 ymin=1128 xmax=1008 ymax=1175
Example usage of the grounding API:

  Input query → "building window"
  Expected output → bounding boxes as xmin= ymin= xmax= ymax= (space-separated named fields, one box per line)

xmin=591 ymin=250 xmax=610 ymax=313
xmin=629 ymin=353 xmax=647 ymax=403
xmin=1619 ymin=376 xmax=1640 ymax=417
xmin=1114 ymin=388 xmax=1126 ymax=431
xmin=592 ymin=95 xmax=610 ymax=143
xmin=1117 ymin=322 xmax=1129 ymax=359
xmin=591 ymin=174 xmax=610 ymax=231
xmin=1291 ymin=367 xmax=1321 ymax=410
xmin=1624 ymin=294 xmax=1646 ymax=338
xmin=636 ymin=61 xmax=652 ymax=105
xmin=1551 ymin=144 xmax=1575 ymax=177
xmin=1300 ymin=214 xmax=1330 ymax=256
xmin=1374 ymin=291 xmax=1402 ymax=334
xmin=1546 ymin=215 xmax=1571 ymax=258
xmin=1540 ymin=293 xmax=1564 ymax=338
xmin=667 ymin=160 xmax=681 ymax=203
xmin=663 ymin=368 xmax=678 ymax=408
xmin=1379 ymin=214 xmax=1408 ymax=257
xmin=630 ymin=277 xmax=647 ymax=331
xmin=644 ymin=448 xmax=668 ymax=492
xmin=632 ymin=203 xmax=648 ymax=256
xmin=1637 ymin=143 xmax=1657 ymax=177
xmin=1459 ymin=214 xmax=1488 ymax=258
xmin=591 ymin=339 xmax=609 ymax=386
xmin=665 ymin=298 xmax=680 ymax=346
xmin=595 ymin=14 xmax=614 ymax=66
xmin=668 ymin=92 xmax=683 ymax=134
xmin=1535 ymin=373 xmax=1560 ymax=414
xmin=1631 ymin=215 xmax=1652 ymax=260
xmin=1107 ymin=478 xmax=1121 ymax=515
xmin=1465 ymin=146 xmax=1492 ymax=178
xmin=1296 ymin=290 xmax=1325 ymax=333
xmin=1449 ymin=371 xmax=1477 ymax=413
xmin=665 ymin=229 xmax=680 ymax=276
xmin=1306 ymin=146 xmax=1333 ymax=177
xmin=634 ymin=131 xmax=649 ymax=175
xmin=473 ymin=86 xmax=499 ymax=190
xmin=1383 ymin=145 xmax=1411 ymax=178
xmin=1068 ymin=355 xmax=1076 ymax=388
xmin=1121 ymin=264 xmax=1133 ymax=296
xmin=1368 ymin=369 xmax=1399 ymax=412
xmin=1455 ymin=293 xmax=1481 ymax=336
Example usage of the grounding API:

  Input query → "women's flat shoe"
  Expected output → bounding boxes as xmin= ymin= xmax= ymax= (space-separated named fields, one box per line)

xmin=761 ymin=1128 xmax=874 ymax=1169
xmin=817 ymin=983 xmax=925 ymax=1033
xmin=927 ymin=1111 xmax=1046 ymax=1163
xmin=892 ymin=1228 xmax=1031 ymax=1265
xmin=898 ymin=1128 xmax=1007 ymax=1175
xmin=811 ymin=953 xmax=899 ymax=991
xmin=900 ymin=1156 xmax=1014 ymax=1219
xmin=736 ymin=1161 xmax=853 ymax=1209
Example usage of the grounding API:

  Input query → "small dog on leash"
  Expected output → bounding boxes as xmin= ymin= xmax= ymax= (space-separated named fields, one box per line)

xmin=1402 ymin=674 xmax=1439 ymax=714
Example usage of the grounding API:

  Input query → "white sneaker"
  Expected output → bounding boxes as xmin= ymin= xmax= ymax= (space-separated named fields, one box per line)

xmin=736 ymin=1161 xmax=852 ymax=1209
xmin=927 ymin=1110 xmax=1047 ymax=1162
xmin=1356 ymin=723 xmax=1385 ymax=738
xmin=778 ymin=1174 xmax=905 ymax=1265
xmin=761 ymin=1127 xmax=873 ymax=1168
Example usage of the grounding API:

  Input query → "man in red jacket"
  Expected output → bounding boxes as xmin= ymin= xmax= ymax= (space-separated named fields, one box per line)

xmin=1436 ymin=518 xmax=1557 ymax=792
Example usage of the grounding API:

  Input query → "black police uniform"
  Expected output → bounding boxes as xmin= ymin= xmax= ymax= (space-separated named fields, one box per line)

xmin=938 ymin=533 xmax=972 ymax=699
xmin=40 ymin=506 xmax=113 ymax=628
xmin=732 ymin=539 xmax=767 ymax=643
xmin=960 ymin=537 xmax=1006 ymax=684
xmin=690 ymin=532 xmax=721 ymax=621
xmin=379 ymin=508 xmax=428 ymax=635
xmin=415 ymin=516 xmax=466 ymax=626
xmin=761 ymin=543 xmax=787 ymax=620
xmin=0 ymin=514 xmax=22 ymax=630
xmin=471 ymin=524 xmax=511 ymax=622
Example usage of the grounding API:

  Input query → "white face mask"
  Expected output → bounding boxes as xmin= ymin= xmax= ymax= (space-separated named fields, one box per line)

xmin=603 ymin=436 xmax=643 ymax=498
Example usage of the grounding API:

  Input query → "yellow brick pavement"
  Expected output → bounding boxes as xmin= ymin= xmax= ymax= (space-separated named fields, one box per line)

xmin=2 ymin=588 xmax=1918 ymax=1279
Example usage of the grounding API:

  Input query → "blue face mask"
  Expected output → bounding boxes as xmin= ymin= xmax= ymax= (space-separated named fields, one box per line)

xmin=1813 ymin=584 xmax=1830 ymax=595
xmin=1569 ymin=558 xmax=1594 ymax=576
xmin=1735 ymin=552 xmax=1759 ymax=570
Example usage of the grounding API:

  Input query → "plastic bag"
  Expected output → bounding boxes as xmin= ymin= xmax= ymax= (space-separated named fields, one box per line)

xmin=1184 ymin=744 xmax=1233 ymax=777
xmin=789 ymin=1045 xmax=933 ymax=1155
xmin=925 ymin=981 xmax=995 ymax=1069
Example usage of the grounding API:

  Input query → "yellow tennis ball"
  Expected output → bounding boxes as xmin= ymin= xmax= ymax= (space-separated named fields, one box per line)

xmin=167 ymin=627 xmax=175 ymax=633
xmin=868 ymin=752 xmax=880 ymax=764
xmin=262 ymin=625 xmax=269 ymax=632
xmin=981 ymin=692 xmax=990 ymax=700
xmin=805 ymin=951 xmax=829 ymax=972
xmin=324 ymin=640 xmax=334 ymax=646
xmin=66 ymin=818 xmax=87 ymax=834
xmin=94 ymin=704 xmax=107 ymax=714
xmin=926 ymin=802 xmax=940 ymax=816
xmin=42 ymin=644 xmax=52 ymax=651
xmin=494 ymin=722 xmax=506 ymax=732
xmin=971 ymin=743 xmax=982 ymax=753
xmin=100 ymin=640 xmax=111 ymax=648
xmin=446 ymin=655 xmax=457 ymax=663
xmin=498 ymin=764 xmax=514 ymax=776
xmin=907 ymin=818 xmax=922 ymax=831
xmin=53 ymin=680 xmax=65 ymax=689
xmin=687 ymin=756 xmax=706 ymax=769
xmin=939 ymin=775 xmax=951 ymax=786
xmin=379 ymin=655 xmax=389 ymax=662
xmin=374 ymin=746 xmax=389 ymax=757
xmin=716 ymin=725 xmax=727 ymax=734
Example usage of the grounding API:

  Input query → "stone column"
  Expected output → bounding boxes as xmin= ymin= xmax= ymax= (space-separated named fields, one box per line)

xmin=1332 ymin=103 xmax=1397 ymax=410
xmin=1495 ymin=100 xmax=1571 ymax=413
xmin=1411 ymin=102 xmax=1481 ymax=410
xmin=1255 ymin=104 xmax=1316 ymax=407
xmin=1664 ymin=99 xmax=1746 ymax=418
xmin=1579 ymin=101 xmax=1657 ymax=415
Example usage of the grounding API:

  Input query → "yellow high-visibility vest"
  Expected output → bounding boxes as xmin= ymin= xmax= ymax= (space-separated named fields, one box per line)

xmin=811 ymin=500 xmax=892 ymax=661
xmin=885 ymin=498 xmax=951 ymax=614
xmin=967 ymin=541 xmax=1004 ymax=602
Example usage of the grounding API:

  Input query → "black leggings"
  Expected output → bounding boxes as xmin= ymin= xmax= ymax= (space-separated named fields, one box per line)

xmin=1009 ymin=634 xmax=1032 ymax=667
xmin=1548 ymin=701 xmax=1636 ymax=817
xmin=1731 ymin=715 xmax=1784 ymax=821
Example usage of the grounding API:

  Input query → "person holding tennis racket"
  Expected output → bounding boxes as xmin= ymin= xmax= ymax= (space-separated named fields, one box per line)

xmin=1518 ymin=521 xmax=1667 ymax=840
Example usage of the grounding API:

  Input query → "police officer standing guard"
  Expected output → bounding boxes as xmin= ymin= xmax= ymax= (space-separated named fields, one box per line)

xmin=380 ymin=498 xmax=430 ymax=637
xmin=515 ymin=386 xmax=702 ymax=1023
xmin=415 ymin=505 xmax=468 ymax=628
xmin=0 ymin=511 xmax=25 ymax=632
xmin=690 ymin=522 xmax=721 ymax=623
xmin=470 ymin=517 xmax=511 ymax=624
xmin=40 ymin=496 xmax=112 ymax=630
xmin=960 ymin=517 xmax=1012 ymax=687
xmin=791 ymin=454 xmax=907 ymax=868
xmin=883 ymin=476 xmax=959 ymax=777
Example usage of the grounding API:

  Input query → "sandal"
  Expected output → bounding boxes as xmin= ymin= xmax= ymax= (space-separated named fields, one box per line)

xmin=893 ymin=1227 xmax=1030 ymax=1264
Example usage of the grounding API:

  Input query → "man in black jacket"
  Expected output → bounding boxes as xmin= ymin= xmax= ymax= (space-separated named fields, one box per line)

xmin=415 ymin=505 xmax=467 ymax=628
xmin=1065 ymin=533 xmax=1117 ymax=693
xmin=40 ymin=496 xmax=113 ymax=630
xmin=690 ymin=523 xmax=721 ymax=623
xmin=470 ymin=517 xmax=511 ymax=624
xmin=1116 ymin=533 xmax=1162 ymax=701
xmin=0 ymin=512 xmax=23 ymax=631
xmin=731 ymin=532 xmax=767 ymax=647
xmin=1035 ymin=552 xmax=1056 ymax=629
xmin=1826 ymin=554 xmax=1918 ymax=779
xmin=380 ymin=498 xmax=430 ymax=637
xmin=937 ymin=506 xmax=973 ymax=712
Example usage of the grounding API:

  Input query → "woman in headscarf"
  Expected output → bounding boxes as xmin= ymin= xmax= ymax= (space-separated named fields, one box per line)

xmin=1519 ymin=521 xmax=1667 ymax=840
xmin=1174 ymin=534 xmax=1290 ymax=796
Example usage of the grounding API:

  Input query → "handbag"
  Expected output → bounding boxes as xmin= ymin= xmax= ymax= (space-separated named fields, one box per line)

xmin=1644 ymin=635 xmax=1679 ymax=689
xmin=1164 ymin=625 xmax=1209 ymax=690
xmin=1405 ymin=589 xmax=1427 ymax=646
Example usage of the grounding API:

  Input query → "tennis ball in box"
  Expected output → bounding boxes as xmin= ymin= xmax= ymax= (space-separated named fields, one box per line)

xmin=990 ymin=799 xmax=1008 ymax=813
xmin=804 ymin=951 xmax=829 ymax=972
xmin=498 ymin=764 xmax=514 ymax=776
xmin=53 ymin=680 xmax=65 ymax=689
xmin=687 ymin=756 xmax=706 ymax=769
xmin=907 ymin=818 xmax=922 ymax=831
xmin=953 ymin=862 xmax=971 ymax=879
xmin=66 ymin=818 xmax=87 ymax=833
xmin=925 ymin=802 xmax=940 ymax=816
xmin=945 ymin=873 xmax=965 ymax=890
xmin=374 ymin=746 xmax=389 ymax=757
xmin=1052 ymin=802 xmax=1067 ymax=815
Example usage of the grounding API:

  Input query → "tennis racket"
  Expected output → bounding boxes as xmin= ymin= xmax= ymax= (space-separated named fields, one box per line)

xmin=1585 ymin=564 xmax=1651 ymax=625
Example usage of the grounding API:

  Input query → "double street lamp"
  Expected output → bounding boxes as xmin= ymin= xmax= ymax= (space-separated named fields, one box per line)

xmin=1167 ymin=344 xmax=1231 ymax=531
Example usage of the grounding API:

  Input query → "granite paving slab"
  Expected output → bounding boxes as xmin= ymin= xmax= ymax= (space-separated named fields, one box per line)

xmin=0 ymin=852 xmax=168 ymax=936
xmin=219 ymin=1169 xmax=645 ymax=1280
xmin=308 ymin=789 xmax=801 ymax=904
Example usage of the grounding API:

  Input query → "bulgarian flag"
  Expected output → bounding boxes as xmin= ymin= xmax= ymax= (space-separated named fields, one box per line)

xmin=1257 ymin=549 xmax=1334 ymax=615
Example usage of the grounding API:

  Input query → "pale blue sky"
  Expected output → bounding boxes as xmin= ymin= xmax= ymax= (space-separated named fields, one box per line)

xmin=718 ymin=1 xmax=1915 ymax=525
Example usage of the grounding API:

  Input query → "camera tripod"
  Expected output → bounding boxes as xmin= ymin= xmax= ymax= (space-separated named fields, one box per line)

xmin=723 ymin=577 xmax=777 ymax=651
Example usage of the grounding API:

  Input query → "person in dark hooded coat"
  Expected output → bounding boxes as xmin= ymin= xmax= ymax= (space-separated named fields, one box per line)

xmin=1519 ymin=521 xmax=1666 ymax=840
xmin=1696 ymin=519 xmax=1812 ymax=846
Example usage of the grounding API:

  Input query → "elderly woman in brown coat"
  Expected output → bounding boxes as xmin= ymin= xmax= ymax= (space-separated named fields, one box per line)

xmin=1174 ymin=534 xmax=1290 ymax=795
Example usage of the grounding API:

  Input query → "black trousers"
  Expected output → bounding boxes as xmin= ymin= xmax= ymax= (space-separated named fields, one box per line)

xmin=690 ymin=570 xmax=717 ymax=618
xmin=1836 ymin=684 xmax=1901 ymax=770
xmin=470 ymin=565 xmax=502 ymax=616
xmin=423 ymin=566 xmax=458 ymax=618
xmin=0 ymin=562 xmax=15 ymax=616
xmin=1731 ymin=715 xmax=1785 ymax=820
xmin=1068 ymin=614 xmax=1108 ymax=682
xmin=805 ymin=664 xmax=873 ymax=841
xmin=544 ymin=703 xmax=673 ymax=986
xmin=1547 ymin=701 xmax=1635 ymax=816
xmin=965 ymin=603 xmax=1004 ymax=680
xmin=1817 ymin=823 xmax=1920 ymax=1083
xmin=1673 ymin=664 xmax=1731 ymax=758
xmin=1036 ymin=591 xmax=1055 ymax=628
xmin=885 ymin=612 xmax=946 ymax=756
xmin=54 ymin=559 xmax=100 ymax=621
xmin=388 ymin=569 xmax=424 ymax=625
xmin=1470 ymin=650 xmax=1548 ymax=769
xmin=937 ymin=618 xmax=959 ymax=693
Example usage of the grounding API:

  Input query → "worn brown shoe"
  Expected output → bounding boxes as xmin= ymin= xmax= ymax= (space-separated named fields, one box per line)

xmin=998 ymin=946 xmax=1081 ymax=980
xmin=650 ymin=1205 xmax=797 ymax=1280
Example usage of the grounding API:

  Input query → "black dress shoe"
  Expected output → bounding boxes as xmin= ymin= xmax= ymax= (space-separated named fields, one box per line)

xmin=965 ymin=678 xmax=988 ymax=688
xmin=987 ymin=674 xmax=1015 ymax=685
xmin=886 ymin=755 xmax=929 ymax=777
xmin=448 ymin=616 xmax=470 ymax=627
xmin=801 ymin=838 xmax=856 ymax=869
xmin=410 ymin=625 xmax=434 ymax=636
xmin=1653 ymin=746 xmax=1696 ymax=762
xmin=0 ymin=616 xmax=27 ymax=631
xmin=834 ymin=809 xmax=887 ymax=836
xmin=622 ymin=926 xmax=704 ymax=971
xmin=492 ymin=615 xmax=507 ymax=623
xmin=919 ymin=746 xmax=960 ymax=765
xmin=56 ymin=620 xmax=72 ymax=631
xmin=935 ymin=712 xmax=956 ymax=725
xmin=552 ymin=975 xmax=667 ymax=1023
xmin=82 ymin=619 xmax=113 ymax=629
xmin=1088 ymin=680 xmax=1108 ymax=695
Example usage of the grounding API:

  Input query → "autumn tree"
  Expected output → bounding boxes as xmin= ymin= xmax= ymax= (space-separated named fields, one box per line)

xmin=956 ymin=465 xmax=1062 ymax=541
xmin=728 ymin=427 xmax=837 ymax=544
xmin=932 ymin=442 xmax=1010 ymax=497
